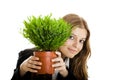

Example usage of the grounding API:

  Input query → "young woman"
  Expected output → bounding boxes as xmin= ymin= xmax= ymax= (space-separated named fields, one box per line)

xmin=11 ymin=13 xmax=91 ymax=80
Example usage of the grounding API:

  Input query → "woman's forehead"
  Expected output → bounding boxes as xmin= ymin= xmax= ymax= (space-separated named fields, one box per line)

xmin=72 ymin=27 xmax=87 ymax=39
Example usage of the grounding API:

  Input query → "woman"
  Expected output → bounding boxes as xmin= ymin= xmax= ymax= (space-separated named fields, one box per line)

xmin=11 ymin=13 xmax=91 ymax=80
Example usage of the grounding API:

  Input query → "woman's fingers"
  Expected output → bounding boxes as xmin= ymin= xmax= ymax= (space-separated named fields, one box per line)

xmin=52 ymin=52 xmax=66 ymax=70
xmin=29 ymin=56 xmax=39 ymax=61
xmin=28 ymin=68 xmax=38 ymax=73
xmin=52 ymin=61 xmax=65 ymax=68
xmin=28 ymin=56 xmax=42 ymax=66
xmin=20 ymin=56 xmax=42 ymax=73
xmin=52 ymin=51 xmax=68 ymax=76
xmin=54 ymin=66 xmax=65 ymax=71
xmin=52 ymin=57 xmax=65 ymax=69
xmin=27 ymin=56 xmax=41 ymax=69
xmin=55 ymin=51 xmax=61 ymax=57
xmin=27 ymin=62 xmax=41 ymax=70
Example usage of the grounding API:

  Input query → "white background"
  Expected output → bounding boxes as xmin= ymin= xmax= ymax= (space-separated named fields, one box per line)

xmin=0 ymin=0 xmax=120 ymax=80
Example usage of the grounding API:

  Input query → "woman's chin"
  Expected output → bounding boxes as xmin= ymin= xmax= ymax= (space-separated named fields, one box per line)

xmin=68 ymin=54 xmax=75 ymax=58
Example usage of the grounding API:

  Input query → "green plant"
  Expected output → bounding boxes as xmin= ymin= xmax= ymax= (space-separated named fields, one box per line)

xmin=22 ymin=14 xmax=71 ymax=51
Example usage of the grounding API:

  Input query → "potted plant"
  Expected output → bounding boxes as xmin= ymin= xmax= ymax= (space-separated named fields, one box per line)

xmin=21 ymin=14 xmax=71 ymax=74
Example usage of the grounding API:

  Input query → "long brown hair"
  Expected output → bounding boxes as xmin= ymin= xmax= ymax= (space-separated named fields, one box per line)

xmin=63 ymin=14 xmax=91 ymax=80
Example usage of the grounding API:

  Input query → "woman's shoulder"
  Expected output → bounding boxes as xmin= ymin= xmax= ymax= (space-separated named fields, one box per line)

xmin=18 ymin=47 xmax=36 ymax=57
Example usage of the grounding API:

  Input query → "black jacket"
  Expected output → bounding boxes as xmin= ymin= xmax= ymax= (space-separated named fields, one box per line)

xmin=11 ymin=48 xmax=77 ymax=80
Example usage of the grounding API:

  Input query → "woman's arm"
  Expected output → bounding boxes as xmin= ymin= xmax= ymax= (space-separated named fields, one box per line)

xmin=11 ymin=49 xmax=34 ymax=80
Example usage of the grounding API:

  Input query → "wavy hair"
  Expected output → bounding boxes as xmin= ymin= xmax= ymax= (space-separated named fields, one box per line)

xmin=63 ymin=14 xmax=91 ymax=80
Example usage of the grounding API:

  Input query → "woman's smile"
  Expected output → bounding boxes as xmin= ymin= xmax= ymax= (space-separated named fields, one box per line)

xmin=68 ymin=48 xmax=77 ymax=54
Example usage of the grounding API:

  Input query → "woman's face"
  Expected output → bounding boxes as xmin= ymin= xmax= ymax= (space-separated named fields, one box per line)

xmin=59 ymin=27 xmax=87 ymax=58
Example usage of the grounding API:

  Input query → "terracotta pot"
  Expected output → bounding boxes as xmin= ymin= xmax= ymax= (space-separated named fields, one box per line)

xmin=34 ymin=51 xmax=57 ymax=74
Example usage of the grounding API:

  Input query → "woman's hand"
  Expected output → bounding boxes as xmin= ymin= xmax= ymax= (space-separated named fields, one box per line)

xmin=52 ymin=52 xmax=68 ymax=77
xmin=20 ymin=56 xmax=42 ymax=76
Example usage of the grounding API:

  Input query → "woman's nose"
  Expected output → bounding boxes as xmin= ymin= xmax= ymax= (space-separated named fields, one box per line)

xmin=73 ymin=40 xmax=79 ymax=48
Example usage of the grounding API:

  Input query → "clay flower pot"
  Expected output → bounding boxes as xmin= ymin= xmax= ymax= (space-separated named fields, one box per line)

xmin=34 ymin=51 xmax=57 ymax=74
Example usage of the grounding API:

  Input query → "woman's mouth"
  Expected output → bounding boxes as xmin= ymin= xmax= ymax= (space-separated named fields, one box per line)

xmin=68 ymin=48 xmax=77 ymax=54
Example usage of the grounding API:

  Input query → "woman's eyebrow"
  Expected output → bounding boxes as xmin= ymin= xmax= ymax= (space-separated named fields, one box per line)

xmin=71 ymin=33 xmax=77 ymax=36
xmin=81 ymin=38 xmax=86 ymax=41
xmin=71 ymin=33 xmax=86 ymax=40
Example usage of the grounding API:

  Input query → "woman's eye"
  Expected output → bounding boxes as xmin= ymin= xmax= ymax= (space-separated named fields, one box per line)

xmin=69 ymin=35 xmax=74 ymax=40
xmin=79 ymin=40 xmax=85 ymax=44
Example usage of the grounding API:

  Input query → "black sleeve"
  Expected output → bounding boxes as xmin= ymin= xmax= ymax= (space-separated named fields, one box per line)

xmin=11 ymin=49 xmax=34 ymax=80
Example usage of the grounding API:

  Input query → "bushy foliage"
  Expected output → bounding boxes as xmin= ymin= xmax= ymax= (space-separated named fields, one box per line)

xmin=22 ymin=14 xmax=72 ymax=51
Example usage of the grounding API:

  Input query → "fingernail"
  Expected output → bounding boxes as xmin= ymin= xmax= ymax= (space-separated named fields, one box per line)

xmin=52 ymin=65 xmax=54 ymax=67
xmin=39 ymin=62 xmax=42 ymax=65
xmin=38 ymin=67 xmax=41 ymax=69
xmin=52 ymin=59 xmax=54 ymax=62
xmin=36 ymin=58 xmax=39 ymax=60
